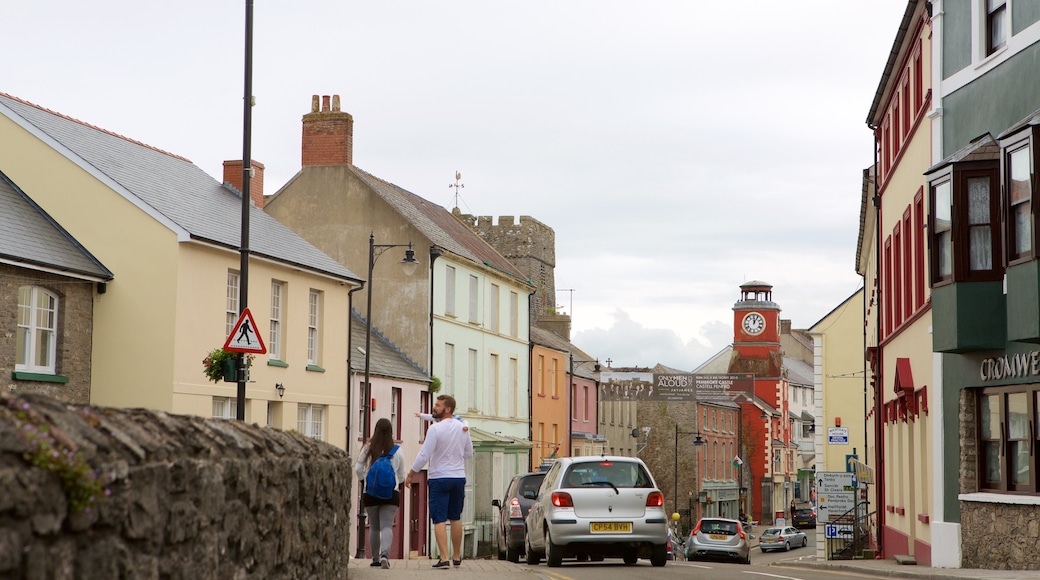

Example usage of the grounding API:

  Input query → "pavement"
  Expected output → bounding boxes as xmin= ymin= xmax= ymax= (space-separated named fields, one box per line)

xmin=346 ymin=555 xmax=1040 ymax=580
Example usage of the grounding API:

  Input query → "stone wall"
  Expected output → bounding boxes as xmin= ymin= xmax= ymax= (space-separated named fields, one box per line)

xmin=958 ymin=387 xmax=1040 ymax=569
xmin=0 ymin=393 xmax=353 ymax=579
xmin=0 ymin=264 xmax=95 ymax=404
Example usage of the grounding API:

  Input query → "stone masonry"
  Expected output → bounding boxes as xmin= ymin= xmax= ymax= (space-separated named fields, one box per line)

xmin=958 ymin=387 xmax=1040 ymax=569
xmin=0 ymin=392 xmax=353 ymax=579
xmin=0 ymin=265 xmax=94 ymax=404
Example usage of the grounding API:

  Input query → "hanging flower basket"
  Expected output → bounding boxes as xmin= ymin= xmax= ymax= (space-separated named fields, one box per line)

xmin=202 ymin=348 xmax=253 ymax=383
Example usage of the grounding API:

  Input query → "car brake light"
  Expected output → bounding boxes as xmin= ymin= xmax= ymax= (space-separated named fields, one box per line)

xmin=508 ymin=498 xmax=522 ymax=518
xmin=598 ymin=461 xmax=614 ymax=467
xmin=738 ymin=526 xmax=747 ymax=540
xmin=551 ymin=491 xmax=574 ymax=507
xmin=645 ymin=491 xmax=663 ymax=507
xmin=690 ymin=521 xmax=701 ymax=536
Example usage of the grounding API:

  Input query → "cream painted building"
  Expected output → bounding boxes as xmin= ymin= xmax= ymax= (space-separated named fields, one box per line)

xmin=862 ymin=1 xmax=935 ymax=565
xmin=0 ymin=92 xmax=362 ymax=448
xmin=808 ymin=289 xmax=867 ymax=558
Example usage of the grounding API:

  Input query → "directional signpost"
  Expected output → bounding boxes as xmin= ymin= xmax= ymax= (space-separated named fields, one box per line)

xmin=817 ymin=472 xmax=856 ymax=522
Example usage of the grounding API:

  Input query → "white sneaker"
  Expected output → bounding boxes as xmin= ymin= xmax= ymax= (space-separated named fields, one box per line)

xmin=380 ymin=556 xmax=389 ymax=569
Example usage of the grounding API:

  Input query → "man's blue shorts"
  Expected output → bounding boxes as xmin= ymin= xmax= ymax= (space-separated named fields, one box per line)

xmin=428 ymin=478 xmax=466 ymax=524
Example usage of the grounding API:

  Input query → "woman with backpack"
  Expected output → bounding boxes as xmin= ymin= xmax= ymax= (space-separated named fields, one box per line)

xmin=355 ymin=417 xmax=406 ymax=569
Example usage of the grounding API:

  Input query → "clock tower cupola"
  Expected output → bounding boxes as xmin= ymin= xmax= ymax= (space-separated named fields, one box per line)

xmin=729 ymin=280 xmax=782 ymax=377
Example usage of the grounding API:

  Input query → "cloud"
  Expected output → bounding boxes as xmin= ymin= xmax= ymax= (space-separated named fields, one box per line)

xmin=572 ymin=309 xmax=727 ymax=371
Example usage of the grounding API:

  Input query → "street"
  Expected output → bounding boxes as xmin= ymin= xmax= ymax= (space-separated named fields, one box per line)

xmin=523 ymin=532 xmax=875 ymax=580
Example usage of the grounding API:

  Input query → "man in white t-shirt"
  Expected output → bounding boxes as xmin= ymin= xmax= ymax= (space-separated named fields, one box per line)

xmin=405 ymin=394 xmax=473 ymax=569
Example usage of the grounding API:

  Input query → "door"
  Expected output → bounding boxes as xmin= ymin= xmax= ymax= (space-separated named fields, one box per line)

xmin=409 ymin=471 xmax=428 ymax=557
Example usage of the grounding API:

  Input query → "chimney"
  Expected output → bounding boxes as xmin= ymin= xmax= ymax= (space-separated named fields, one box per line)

xmin=223 ymin=160 xmax=266 ymax=208
xmin=780 ymin=319 xmax=792 ymax=335
xmin=302 ymin=94 xmax=353 ymax=167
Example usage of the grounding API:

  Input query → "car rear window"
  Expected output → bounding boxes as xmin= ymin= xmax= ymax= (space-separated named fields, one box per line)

xmin=762 ymin=528 xmax=780 ymax=535
xmin=795 ymin=509 xmax=814 ymax=516
xmin=518 ymin=475 xmax=545 ymax=498
xmin=562 ymin=461 xmax=653 ymax=488
xmin=700 ymin=520 xmax=739 ymax=535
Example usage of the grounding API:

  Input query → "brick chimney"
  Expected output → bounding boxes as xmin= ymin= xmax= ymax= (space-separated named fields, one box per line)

xmin=302 ymin=94 xmax=353 ymax=167
xmin=223 ymin=160 xmax=266 ymax=208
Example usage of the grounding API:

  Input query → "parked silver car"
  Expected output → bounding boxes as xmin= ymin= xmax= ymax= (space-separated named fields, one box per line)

xmin=758 ymin=526 xmax=807 ymax=552
xmin=685 ymin=517 xmax=751 ymax=564
xmin=524 ymin=456 xmax=668 ymax=567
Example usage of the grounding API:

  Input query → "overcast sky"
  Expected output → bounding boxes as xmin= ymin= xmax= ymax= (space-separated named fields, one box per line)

xmin=5 ymin=1 xmax=906 ymax=370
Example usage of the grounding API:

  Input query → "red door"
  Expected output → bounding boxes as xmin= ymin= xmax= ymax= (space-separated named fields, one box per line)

xmin=409 ymin=472 xmax=428 ymax=557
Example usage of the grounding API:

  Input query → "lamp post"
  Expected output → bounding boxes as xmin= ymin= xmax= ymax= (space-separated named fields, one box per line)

xmin=674 ymin=425 xmax=705 ymax=518
xmin=354 ymin=232 xmax=418 ymax=560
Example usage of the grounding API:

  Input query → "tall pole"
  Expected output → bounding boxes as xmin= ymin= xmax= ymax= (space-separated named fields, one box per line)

xmin=674 ymin=424 xmax=679 ymax=516
xmin=356 ymin=233 xmax=376 ymax=559
xmin=236 ymin=0 xmax=254 ymax=421
xmin=738 ymin=402 xmax=743 ymax=515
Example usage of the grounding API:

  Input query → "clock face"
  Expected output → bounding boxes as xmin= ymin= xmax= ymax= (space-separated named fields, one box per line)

xmin=742 ymin=312 xmax=765 ymax=336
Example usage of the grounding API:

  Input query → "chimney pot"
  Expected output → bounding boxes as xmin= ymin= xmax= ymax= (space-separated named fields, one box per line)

xmin=332 ymin=95 xmax=341 ymax=112
xmin=311 ymin=95 xmax=319 ymax=113
xmin=322 ymin=95 xmax=331 ymax=112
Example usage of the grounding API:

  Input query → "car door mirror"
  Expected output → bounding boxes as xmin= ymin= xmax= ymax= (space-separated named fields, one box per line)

xmin=491 ymin=499 xmax=501 ymax=508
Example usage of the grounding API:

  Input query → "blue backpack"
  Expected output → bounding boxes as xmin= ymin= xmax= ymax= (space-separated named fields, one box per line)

xmin=365 ymin=444 xmax=400 ymax=499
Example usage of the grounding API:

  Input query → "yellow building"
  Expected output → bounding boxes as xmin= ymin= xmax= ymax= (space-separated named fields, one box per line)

xmin=862 ymin=0 xmax=934 ymax=564
xmin=0 ymin=93 xmax=362 ymax=447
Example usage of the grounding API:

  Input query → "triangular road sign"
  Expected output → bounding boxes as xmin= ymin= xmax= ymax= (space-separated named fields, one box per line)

xmin=224 ymin=308 xmax=267 ymax=354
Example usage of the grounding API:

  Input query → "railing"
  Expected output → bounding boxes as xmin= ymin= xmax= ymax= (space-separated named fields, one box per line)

xmin=824 ymin=501 xmax=875 ymax=560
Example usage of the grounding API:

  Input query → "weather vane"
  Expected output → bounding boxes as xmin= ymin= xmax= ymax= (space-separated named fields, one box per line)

xmin=449 ymin=171 xmax=465 ymax=210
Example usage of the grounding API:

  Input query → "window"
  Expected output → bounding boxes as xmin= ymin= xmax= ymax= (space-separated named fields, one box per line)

xmin=894 ymin=223 xmax=903 ymax=327
xmin=884 ymin=239 xmax=893 ymax=335
xmin=583 ymin=386 xmax=590 ymax=421
xmin=16 ymin=286 xmax=58 ymax=373
xmin=212 ymin=396 xmax=238 ymax=420
xmin=914 ymin=191 xmax=925 ymax=308
xmin=987 ymin=0 xmax=1007 ymax=56
xmin=444 ymin=343 xmax=455 ymax=395
xmin=537 ymin=355 xmax=545 ymax=396
xmin=1008 ymin=144 xmax=1033 ymax=262
xmin=468 ymin=275 xmax=479 ymax=323
xmin=901 ymin=77 xmax=910 ymax=140
xmin=445 ymin=265 xmax=456 ymax=316
xmin=489 ymin=283 xmax=500 ymax=333
xmin=307 ymin=290 xmax=321 ymax=365
xmin=550 ymin=358 xmax=558 ymax=397
xmin=270 ymin=280 xmax=284 ymax=360
xmin=928 ymin=153 xmax=1002 ymax=283
xmin=903 ymin=209 xmax=913 ymax=319
xmin=551 ymin=424 xmax=558 ymax=456
xmin=978 ymin=387 xmax=1038 ymax=493
xmin=509 ymin=357 xmax=518 ymax=418
xmin=489 ymin=354 xmax=500 ymax=415
xmin=226 ymin=270 xmax=240 ymax=338
xmin=392 ymin=387 xmax=402 ymax=437
xmin=572 ymin=384 xmax=579 ymax=418
xmin=298 ymin=404 xmax=325 ymax=441
xmin=913 ymin=47 xmax=923 ymax=112
xmin=468 ymin=348 xmax=478 ymax=411
xmin=509 ymin=291 xmax=518 ymax=337
xmin=420 ymin=391 xmax=431 ymax=440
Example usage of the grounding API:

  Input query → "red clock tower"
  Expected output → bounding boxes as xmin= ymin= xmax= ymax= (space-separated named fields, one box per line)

xmin=728 ymin=280 xmax=788 ymax=526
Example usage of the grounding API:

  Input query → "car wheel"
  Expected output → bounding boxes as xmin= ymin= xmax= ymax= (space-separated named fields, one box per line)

xmin=785 ymin=541 xmax=791 ymax=551
xmin=506 ymin=542 xmax=521 ymax=563
xmin=545 ymin=528 xmax=563 ymax=568
xmin=623 ymin=551 xmax=638 ymax=565
xmin=802 ymin=537 xmax=807 ymax=548
xmin=650 ymin=544 xmax=667 ymax=567
xmin=525 ymin=534 xmax=541 ymax=566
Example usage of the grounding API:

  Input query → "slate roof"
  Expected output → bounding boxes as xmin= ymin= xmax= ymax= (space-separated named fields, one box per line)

xmin=0 ymin=170 xmax=112 ymax=280
xmin=530 ymin=326 xmax=599 ymax=380
xmin=0 ymin=93 xmax=361 ymax=283
xmin=784 ymin=358 xmax=813 ymax=386
xmin=349 ymin=166 xmax=530 ymax=286
xmin=348 ymin=310 xmax=429 ymax=383
xmin=925 ymin=132 xmax=999 ymax=175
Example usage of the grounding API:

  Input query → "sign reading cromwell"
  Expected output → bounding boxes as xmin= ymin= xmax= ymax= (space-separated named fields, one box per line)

xmin=599 ymin=372 xmax=753 ymax=402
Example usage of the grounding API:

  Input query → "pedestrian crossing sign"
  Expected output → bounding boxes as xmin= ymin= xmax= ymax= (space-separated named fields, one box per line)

xmin=224 ymin=308 xmax=267 ymax=354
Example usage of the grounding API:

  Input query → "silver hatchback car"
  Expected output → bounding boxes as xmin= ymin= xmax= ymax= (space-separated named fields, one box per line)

xmin=686 ymin=517 xmax=751 ymax=564
xmin=524 ymin=456 xmax=668 ymax=567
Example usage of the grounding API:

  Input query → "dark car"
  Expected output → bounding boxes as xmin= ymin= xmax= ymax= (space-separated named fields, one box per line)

xmin=792 ymin=506 xmax=817 ymax=529
xmin=492 ymin=472 xmax=546 ymax=562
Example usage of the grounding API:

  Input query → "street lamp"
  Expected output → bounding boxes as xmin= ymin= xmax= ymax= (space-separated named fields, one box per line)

xmin=355 ymin=232 xmax=418 ymax=559
xmin=674 ymin=425 xmax=706 ymax=519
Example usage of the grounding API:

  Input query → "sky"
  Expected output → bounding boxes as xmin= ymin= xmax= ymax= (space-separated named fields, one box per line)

xmin=4 ymin=1 xmax=908 ymax=371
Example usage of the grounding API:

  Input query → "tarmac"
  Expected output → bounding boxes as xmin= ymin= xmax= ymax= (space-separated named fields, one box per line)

xmin=345 ymin=555 xmax=1040 ymax=580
